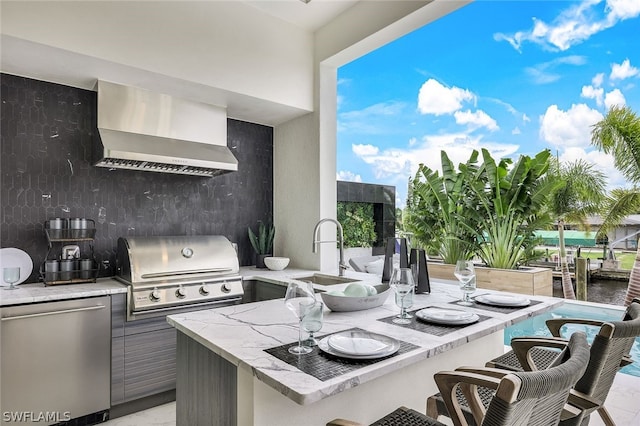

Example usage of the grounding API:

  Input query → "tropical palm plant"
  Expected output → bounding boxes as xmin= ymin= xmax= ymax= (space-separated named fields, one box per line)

xmin=591 ymin=105 xmax=640 ymax=306
xmin=545 ymin=158 xmax=606 ymax=299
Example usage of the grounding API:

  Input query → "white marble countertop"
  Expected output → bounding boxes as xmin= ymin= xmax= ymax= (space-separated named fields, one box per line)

xmin=167 ymin=279 xmax=563 ymax=406
xmin=0 ymin=277 xmax=127 ymax=306
xmin=239 ymin=266 xmax=381 ymax=287
xmin=0 ymin=266 xmax=363 ymax=307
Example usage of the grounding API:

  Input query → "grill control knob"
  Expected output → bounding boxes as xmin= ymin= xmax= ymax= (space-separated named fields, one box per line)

xmin=221 ymin=282 xmax=232 ymax=293
xmin=150 ymin=288 xmax=161 ymax=302
xmin=176 ymin=286 xmax=186 ymax=299
xmin=199 ymin=285 xmax=210 ymax=296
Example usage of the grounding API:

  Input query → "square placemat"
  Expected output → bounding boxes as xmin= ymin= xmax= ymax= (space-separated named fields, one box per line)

xmin=264 ymin=328 xmax=419 ymax=382
xmin=449 ymin=297 xmax=542 ymax=313
xmin=377 ymin=306 xmax=492 ymax=337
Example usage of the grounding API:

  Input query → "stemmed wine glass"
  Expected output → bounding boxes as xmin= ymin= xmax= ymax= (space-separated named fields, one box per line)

xmin=301 ymin=301 xmax=324 ymax=347
xmin=3 ymin=267 xmax=20 ymax=291
xmin=390 ymin=267 xmax=415 ymax=324
xmin=284 ymin=281 xmax=316 ymax=355
xmin=454 ymin=260 xmax=476 ymax=306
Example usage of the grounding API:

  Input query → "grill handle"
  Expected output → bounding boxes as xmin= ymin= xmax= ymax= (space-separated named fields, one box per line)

xmin=141 ymin=268 xmax=234 ymax=279
xmin=128 ymin=296 xmax=243 ymax=320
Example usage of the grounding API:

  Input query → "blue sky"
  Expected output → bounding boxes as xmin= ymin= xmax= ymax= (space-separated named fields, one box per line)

xmin=336 ymin=0 xmax=640 ymax=208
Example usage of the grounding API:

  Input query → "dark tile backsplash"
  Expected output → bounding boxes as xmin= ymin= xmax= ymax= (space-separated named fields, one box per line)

xmin=1 ymin=74 xmax=273 ymax=282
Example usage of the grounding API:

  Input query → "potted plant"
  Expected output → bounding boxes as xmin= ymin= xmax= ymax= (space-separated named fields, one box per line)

xmin=405 ymin=148 xmax=558 ymax=296
xmin=248 ymin=221 xmax=275 ymax=268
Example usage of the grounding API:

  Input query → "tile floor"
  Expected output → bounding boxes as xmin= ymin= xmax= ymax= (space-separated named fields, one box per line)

xmin=103 ymin=373 xmax=640 ymax=425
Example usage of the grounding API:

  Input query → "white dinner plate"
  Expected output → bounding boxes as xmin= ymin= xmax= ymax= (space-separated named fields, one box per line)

xmin=328 ymin=331 xmax=393 ymax=356
xmin=475 ymin=294 xmax=531 ymax=307
xmin=415 ymin=308 xmax=479 ymax=325
xmin=0 ymin=248 xmax=33 ymax=286
xmin=319 ymin=331 xmax=400 ymax=360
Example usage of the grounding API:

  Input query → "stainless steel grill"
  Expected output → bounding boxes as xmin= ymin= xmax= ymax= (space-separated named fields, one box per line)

xmin=116 ymin=235 xmax=243 ymax=320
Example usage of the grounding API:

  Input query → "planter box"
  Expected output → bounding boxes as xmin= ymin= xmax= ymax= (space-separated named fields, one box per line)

xmin=427 ymin=262 xmax=553 ymax=296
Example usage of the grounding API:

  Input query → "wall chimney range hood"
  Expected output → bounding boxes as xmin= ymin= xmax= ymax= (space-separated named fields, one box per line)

xmin=93 ymin=81 xmax=238 ymax=177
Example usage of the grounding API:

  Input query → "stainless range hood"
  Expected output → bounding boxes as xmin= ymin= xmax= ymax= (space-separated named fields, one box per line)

xmin=93 ymin=81 xmax=238 ymax=177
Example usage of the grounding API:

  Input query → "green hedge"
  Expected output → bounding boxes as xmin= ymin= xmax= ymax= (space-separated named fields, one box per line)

xmin=337 ymin=202 xmax=377 ymax=248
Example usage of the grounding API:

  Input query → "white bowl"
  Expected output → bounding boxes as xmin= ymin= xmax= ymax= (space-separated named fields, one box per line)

xmin=320 ymin=284 xmax=391 ymax=312
xmin=264 ymin=256 xmax=290 ymax=271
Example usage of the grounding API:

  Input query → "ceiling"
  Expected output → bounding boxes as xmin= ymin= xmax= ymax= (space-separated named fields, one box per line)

xmin=1 ymin=0 xmax=364 ymax=126
xmin=243 ymin=0 xmax=359 ymax=31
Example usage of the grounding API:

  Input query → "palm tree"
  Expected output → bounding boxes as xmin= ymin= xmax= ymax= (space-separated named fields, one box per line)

xmin=591 ymin=105 xmax=640 ymax=306
xmin=546 ymin=159 xmax=606 ymax=299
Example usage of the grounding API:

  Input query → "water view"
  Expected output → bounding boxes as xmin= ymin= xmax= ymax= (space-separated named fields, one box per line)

xmin=505 ymin=300 xmax=640 ymax=377
xmin=552 ymin=278 xmax=630 ymax=306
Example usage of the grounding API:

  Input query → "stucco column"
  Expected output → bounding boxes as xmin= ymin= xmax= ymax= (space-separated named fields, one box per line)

xmin=273 ymin=64 xmax=337 ymax=272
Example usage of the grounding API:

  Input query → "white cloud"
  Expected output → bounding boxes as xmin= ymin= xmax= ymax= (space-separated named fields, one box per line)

xmin=559 ymin=147 xmax=626 ymax=189
xmin=592 ymin=72 xmax=605 ymax=87
xmin=351 ymin=133 xmax=519 ymax=186
xmin=338 ymin=101 xmax=407 ymax=135
xmin=604 ymin=88 xmax=626 ymax=108
xmin=523 ymin=113 xmax=531 ymax=123
xmin=606 ymin=0 xmax=640 ymax=21
xmin=340 ymin=102 xmax=405 ymax=120
xmin=512 ymin=127 xmax=522 ymax=135
xmin=487 ymin=97 xmax=518 ymax=116
xmin=336 ymin=171 xmax=362 ymax=182
xmin=352 ymin=144 xmax=379 ymax=156
xmin=539 ymin=103 xmax=604 ymax=148
xmin=610 ymin=58 xmax=639 ymax=80
xmin=581 ymin=84 xmax=604 ymax=106
xmin=526 ymin=67 xmax=561 ymax=84
xmin=494 ymin=0 xmax=640 ymax=51
xmin=417 ymin=79 xmax=475 ymax=115
xmin=525 ymin=55 xmax=587 ymax=84
xmin=454 ymin=109 xmax=499 ymax=131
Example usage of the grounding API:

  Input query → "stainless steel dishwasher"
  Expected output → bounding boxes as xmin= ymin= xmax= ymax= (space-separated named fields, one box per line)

xmin=1 ymin=296 xmax=111 ymax=425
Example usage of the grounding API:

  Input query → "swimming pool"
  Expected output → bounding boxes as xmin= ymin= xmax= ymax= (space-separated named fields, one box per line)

xmin=504 ymin=301 xmax=640 ymax=377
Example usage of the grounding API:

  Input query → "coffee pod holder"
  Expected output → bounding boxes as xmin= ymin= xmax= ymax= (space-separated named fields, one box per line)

xmin=40 ymin=218 xmax=99 ymax=285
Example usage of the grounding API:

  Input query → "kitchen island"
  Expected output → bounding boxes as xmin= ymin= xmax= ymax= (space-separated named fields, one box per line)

xmin=167 ymin=277 xmax=563 ymax=426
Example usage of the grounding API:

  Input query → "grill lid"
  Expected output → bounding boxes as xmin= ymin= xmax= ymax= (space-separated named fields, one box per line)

xmin=116 ymin=235 xmax=239 ymax=284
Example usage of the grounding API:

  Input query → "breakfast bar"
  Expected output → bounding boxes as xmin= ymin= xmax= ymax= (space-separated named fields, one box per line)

xmin=167 ymin=279 xmax=563 ymax=426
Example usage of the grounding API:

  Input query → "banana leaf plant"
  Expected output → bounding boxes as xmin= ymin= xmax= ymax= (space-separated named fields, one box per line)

xmin=406 ymin=148 xmax=557 ymax=269
xmin=404 ymin=151 xmax=481 ymax=264
xmin=463 ymin=148 xmax=558 ymax=269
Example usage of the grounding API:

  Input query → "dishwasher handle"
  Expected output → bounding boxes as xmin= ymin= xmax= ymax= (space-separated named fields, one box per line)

xmin=1 ymin=304 xmax=107 ymax=321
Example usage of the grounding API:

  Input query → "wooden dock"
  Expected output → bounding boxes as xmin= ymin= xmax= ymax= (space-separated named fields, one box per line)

xmin=528 ymin=260 xmax=627 ymax=282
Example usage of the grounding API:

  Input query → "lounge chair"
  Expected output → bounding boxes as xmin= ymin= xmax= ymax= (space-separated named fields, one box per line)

xmin=348 ymin=255 xmax=385 ymax=274
xmin=426 ymin=299 xmax=640 ymax=426
xmin=327 ymin=332 xmax=591 ymax=426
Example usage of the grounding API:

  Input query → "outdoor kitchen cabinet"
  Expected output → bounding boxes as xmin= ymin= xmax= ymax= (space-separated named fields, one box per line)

xmin=111 ymin=294 xmax=177 ymax=406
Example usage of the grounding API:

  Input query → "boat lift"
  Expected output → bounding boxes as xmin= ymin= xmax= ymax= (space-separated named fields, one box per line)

xmin=604 ymin=229 xmax=640 ymax=260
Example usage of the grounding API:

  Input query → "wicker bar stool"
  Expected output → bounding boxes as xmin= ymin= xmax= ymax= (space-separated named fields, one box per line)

xmin=426 ymin=300 xmax=640 ymax=426
xmin=327 ymin=332 xmax=591 ymax=426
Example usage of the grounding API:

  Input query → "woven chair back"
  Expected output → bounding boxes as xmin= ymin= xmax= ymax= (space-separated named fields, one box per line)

xmin=482 ymin=332 xmax=590 ymax=426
